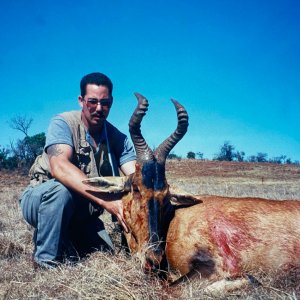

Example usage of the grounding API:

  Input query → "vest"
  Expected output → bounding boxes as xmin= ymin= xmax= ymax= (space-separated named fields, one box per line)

xmin=29 ymin=111 xmax=118 ymax=186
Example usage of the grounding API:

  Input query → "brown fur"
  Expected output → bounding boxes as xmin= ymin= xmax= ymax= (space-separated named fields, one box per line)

xmin=122 ymin=165 xmax=153 ymax=254
xmin=84 ymin=174 xmax=300 ymax=287
xmin=166 ymin=196 xmax=300 ymax=281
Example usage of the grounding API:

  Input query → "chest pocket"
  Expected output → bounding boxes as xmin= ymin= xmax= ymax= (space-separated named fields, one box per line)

xmin=76 ymin=141 xmax=92 ymax=174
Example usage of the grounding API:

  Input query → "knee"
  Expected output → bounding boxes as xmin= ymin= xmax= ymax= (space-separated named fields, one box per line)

xmin=44 ymin=180 xmax=75 ymax=209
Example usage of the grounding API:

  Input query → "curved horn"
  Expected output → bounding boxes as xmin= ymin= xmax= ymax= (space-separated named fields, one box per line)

xmin=129 ymin=93 xmax=154 ymax=163
xmin=154 ymin=99 xmax=189 ymax=164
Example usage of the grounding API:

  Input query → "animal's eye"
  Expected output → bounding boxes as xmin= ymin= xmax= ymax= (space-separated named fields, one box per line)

xmin=132 ymin=183 xmax=139 ymax=192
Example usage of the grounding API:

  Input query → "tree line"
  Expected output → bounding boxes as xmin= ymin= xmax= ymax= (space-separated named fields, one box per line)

xmin=169 ymin=141 xmax=299 ymax=164
xmin=0 ymin=116 xmax=45 ymax=171
xmin=1 ymin=117 xmax=299 ymax=171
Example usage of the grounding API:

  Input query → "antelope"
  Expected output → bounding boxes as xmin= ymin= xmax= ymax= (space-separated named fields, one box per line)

xmin=84 ymin=93 xmax=300 ymax=294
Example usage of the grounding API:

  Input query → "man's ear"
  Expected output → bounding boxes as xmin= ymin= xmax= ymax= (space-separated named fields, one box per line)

xmin=82 ymin=176 xmax=127 ymax=193
xmin=169 ymin=186 xmax=203 ymax=207
xmin=78 ymin=95 xmax=84 ymax=108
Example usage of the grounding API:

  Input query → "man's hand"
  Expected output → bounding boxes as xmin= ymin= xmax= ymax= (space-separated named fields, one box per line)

xmin=101 ymin=199 xmax=128 ymax=233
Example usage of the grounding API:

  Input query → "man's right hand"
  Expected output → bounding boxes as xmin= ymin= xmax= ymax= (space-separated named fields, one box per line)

xmin=101 ymin=199 xmax=128 ymax=233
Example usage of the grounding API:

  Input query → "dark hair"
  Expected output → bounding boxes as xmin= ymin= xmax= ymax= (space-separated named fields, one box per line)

xmin=80 ymin=72 xmax=113 ymax=97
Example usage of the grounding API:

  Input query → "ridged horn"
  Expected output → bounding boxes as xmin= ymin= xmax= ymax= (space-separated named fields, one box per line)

xmin=129 ymin=93 xmax=154 ymax=163
xmin=154 ymin=99 xmax=189 ymax=164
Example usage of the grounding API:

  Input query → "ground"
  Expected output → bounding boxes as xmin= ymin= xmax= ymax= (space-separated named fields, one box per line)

xmin=0 ymin=160 xmax=299 ymax=299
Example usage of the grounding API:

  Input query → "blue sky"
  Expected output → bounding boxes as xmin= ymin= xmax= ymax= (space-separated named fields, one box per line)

xmin=1 ymin=0 xmax=299 ymax=161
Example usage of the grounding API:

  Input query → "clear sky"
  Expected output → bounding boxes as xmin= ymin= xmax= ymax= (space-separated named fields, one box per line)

xmin=1 ymin=0 xmax=299 ymax=161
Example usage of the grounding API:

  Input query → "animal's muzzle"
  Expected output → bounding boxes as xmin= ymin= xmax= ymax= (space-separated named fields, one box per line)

xmin=145 ymin=246 xmax=165 ymax=274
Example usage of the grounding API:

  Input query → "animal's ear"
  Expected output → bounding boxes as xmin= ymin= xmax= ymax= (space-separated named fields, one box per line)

xmin=82 ymin=176 xmax=127 ymax=193
xmin=169 ymin=186 xmax=203 ymax=207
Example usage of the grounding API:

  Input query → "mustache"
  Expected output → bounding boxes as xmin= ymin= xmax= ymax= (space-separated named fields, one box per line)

xmin=91 ymin=112 xmax=106 ymax=118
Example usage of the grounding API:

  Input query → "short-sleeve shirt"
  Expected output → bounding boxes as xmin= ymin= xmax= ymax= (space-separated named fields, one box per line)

xmin=45 ymin=115 xmax=136 ymax=168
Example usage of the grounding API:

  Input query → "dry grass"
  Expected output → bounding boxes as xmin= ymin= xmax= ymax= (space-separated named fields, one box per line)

xmin=1 ymin=161 xmax=300 ymax=299
xmin=167 ymin=160 xmax=300 ymax=200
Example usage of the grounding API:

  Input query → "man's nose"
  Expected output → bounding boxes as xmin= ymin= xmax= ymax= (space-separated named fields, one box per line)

xmin=95 ymin=102 xmax=103 ymax=111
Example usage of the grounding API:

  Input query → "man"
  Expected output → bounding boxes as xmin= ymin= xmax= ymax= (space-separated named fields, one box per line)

xmin=19 ymin=72 xmax=136 ymax=269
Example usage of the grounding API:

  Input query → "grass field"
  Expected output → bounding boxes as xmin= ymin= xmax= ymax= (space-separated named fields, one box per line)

xmin=0 ymin=160 xmax=300 ymax=299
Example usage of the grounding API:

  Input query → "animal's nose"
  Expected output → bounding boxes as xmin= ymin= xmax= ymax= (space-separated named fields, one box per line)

xmin=145 ymin=247 xmax=164 ymax=272
xmin=144 ymin=247 xmax=168 ymax=279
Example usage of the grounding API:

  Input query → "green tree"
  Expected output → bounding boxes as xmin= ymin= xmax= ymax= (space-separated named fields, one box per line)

xmin=9 ymin=115 xmax=45 ymax=169
xmin=214 ymin=141 xmax=235 ymax=161
xmin=256 ymin=152 xmax=268 ymax=162
xmin=235 ymin=151 xmax=245 ymax=162
xmin=269 ymin=155 xmax=287 ymax=164
xmin=4 ymin=155 xmax=18 ymax=170
xmin=187 ymin=151 xmax=196 ymax=159
xmin=286 ymin=158 xmax=292 ymax=164
xmin=167 ymin=151 xmax=181 ymax=160
xmin=247 ymin=155 xmax=256 ymax=162
xmin=24 ymin=132 xmax=46 ymax=160
xmin=11 ymin=133 xmax=45 ymax=168
xmin=0 ymin=146 xmax=18 ymax=170
xmin=196 ymin=152 xmax=204 ymax=160
xmin=0 ymin=147 xmax=9 ymax=170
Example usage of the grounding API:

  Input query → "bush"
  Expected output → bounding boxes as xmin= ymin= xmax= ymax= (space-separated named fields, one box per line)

xmin=187 ymin=151 xmax=196 ymax=159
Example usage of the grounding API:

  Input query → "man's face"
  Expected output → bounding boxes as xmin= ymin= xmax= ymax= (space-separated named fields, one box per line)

xmin=79 ymin=84 xmax=112 ymax=131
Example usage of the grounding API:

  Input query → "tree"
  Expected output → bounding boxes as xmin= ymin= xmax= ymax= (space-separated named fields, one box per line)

xmin=167 ymin=151 xmax=181 ymax=160
xmin=9 ymin=115 xmax=33 ymax=137
xmin=286 ymin=158 xmax=292 ymax=164
xmin=196 ymin=152 xmax=204 ymax=160
xmin=187 ymin=151 xmax=196 ymax=159
xmin=235 ymin=151 xmax=245 ymax=162
xmin=269 ymin=155 xmax=286 ymax=164
xmin=256 ymin=152 xmax=268 ymax=162
xmin=0 ymin=146 xmax=18 ymax=170
xmin=0 ymin=147 xmax=9 ymax=170
xmin=10 ymin=133 xmax=45 ymax=168
xmin=4 ymin=155 xmax=18 ymax=170
xmin=214 ymin=141 xmax=235 ymax=161
xmin=24 ymin=133 xmax=46 ymax=160
xmin=247 ymin=155 xmax=257 ymax=162
xmin=9 ymin=115 xmax=45 ymax=169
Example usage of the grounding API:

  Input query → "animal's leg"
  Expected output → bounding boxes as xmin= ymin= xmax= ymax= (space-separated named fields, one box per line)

xmin=203 ymin=278 xmax=249 ymax=295
xmin=169 ymin=269 xmax=202 ymax=287
xmin=169 ymin=252 xmax=216 ymax=286
xmin=203 ymin=275 xmax=261 ymax=296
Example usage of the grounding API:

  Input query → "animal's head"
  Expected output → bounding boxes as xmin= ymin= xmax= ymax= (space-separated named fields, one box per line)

xmin=84 ymin=93 xmax=201 ymax=273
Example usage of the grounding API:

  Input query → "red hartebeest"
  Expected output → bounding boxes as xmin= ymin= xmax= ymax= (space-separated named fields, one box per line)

xmin=84 ymin=93 xmax=300 ymax=293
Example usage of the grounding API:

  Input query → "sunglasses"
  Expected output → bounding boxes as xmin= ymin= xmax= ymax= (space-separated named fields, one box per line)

xmin=85 ymin=98 xmax=112 ymax=108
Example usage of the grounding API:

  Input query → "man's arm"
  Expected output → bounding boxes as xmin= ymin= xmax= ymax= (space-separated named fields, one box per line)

xmin=47 ymin=143 xmax=128 ymax=232
xmin=120 ymin=160 xmax=136 ymax=176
